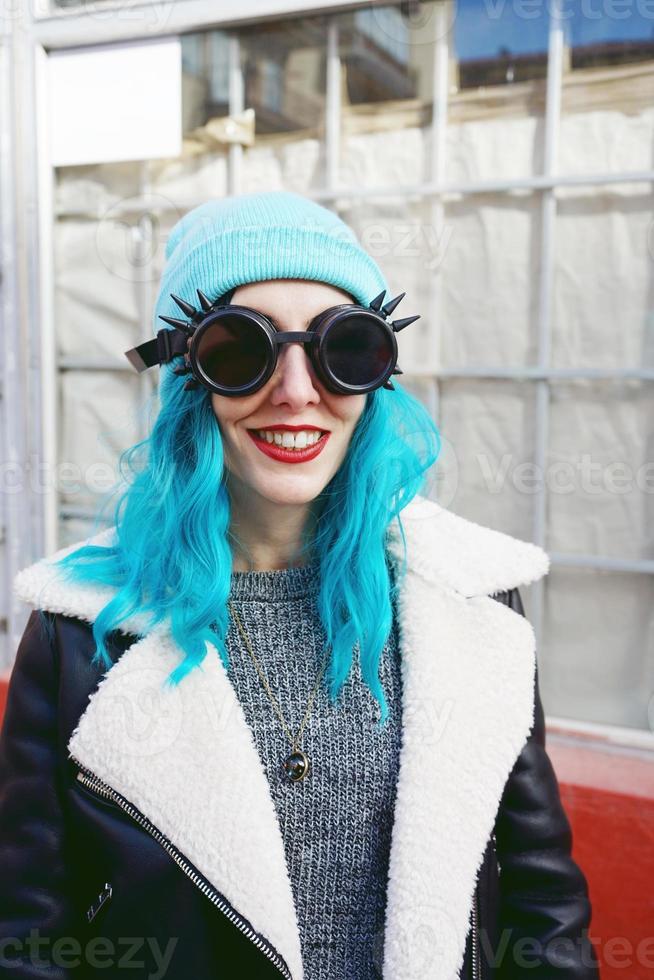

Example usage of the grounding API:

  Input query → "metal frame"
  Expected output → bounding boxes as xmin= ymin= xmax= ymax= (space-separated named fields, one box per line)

xmin=52 ymin=169 xmax=654 ymax=221
xmin=530 ymin=0 xmax=564 ymax=647
xmin=0 ymin=17 xmax=55 ymax=668
xmin=2 ymin=0 xmax=652 ymax=747
xmin=31 ymin=0 xmax=382 ymax=46
xmin=0 ymin=32 xmax=22 ymax=669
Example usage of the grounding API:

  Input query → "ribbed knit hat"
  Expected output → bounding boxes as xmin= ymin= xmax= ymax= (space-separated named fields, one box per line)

xmin=154 ymin=191 xmax=390 ymax=338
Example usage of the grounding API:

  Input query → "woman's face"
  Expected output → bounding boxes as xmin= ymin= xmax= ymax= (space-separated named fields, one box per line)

xmin=210 ymin=279 xmax=367 ymax=509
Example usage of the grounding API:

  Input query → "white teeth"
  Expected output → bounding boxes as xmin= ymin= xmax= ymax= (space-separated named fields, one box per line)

xmin=256 ymin=429 xmax=323 ymax=450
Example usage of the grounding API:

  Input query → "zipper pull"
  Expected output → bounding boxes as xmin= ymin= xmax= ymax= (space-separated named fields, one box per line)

xmin=86 ymin=882 xmax=112 ymax=923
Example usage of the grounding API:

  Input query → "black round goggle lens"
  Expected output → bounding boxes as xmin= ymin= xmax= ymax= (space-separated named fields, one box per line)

xmin=322 ymin=314 xmax=395 ymax=387
xmin=195 ymin=313 xmax=269 ymax=389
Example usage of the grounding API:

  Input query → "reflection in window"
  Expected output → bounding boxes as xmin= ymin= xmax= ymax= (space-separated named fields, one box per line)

xmin=453 ymin=0 xmax=549 ymax=90
xmin=565 ymin=4 xmax=654 ymax=69
xmin=338 ymin=3 xmax=436 ymax=122
xmin=354 ymin=7 xmax=411 ymax=65
xmin=343 ymin=6 xmax=416 ymax=104
xmin=181 ymin=32 xmax=230 ymax=134
xmin=239 ymin=18 xmax=328 ymax=134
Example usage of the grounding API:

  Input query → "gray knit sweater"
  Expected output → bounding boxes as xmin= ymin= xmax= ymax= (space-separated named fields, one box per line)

xmin=223 ymin=558 xmax=403 ymax=980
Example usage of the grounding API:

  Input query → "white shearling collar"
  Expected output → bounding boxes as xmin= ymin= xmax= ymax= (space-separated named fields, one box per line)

xmin=14 ymin=494 xmax=549 ymax=633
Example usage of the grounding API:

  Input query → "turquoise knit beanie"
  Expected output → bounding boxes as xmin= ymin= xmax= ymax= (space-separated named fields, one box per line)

xmin=154 ymin=191 xmax=390 ymax=340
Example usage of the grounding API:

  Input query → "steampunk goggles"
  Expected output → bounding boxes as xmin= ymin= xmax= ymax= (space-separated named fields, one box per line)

xmin=124 ymin=288 xmax=420 ymax=397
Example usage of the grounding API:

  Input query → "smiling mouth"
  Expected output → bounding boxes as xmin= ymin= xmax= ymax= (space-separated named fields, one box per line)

xmin=247 ymin=429 xmax=328 ymax=449
xmin=246 ymin=429 xmax=331 ymax=461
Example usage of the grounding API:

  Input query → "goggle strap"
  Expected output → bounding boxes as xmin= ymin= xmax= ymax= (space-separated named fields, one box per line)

xmin=124 ymin=328 xmax=188 ymax=373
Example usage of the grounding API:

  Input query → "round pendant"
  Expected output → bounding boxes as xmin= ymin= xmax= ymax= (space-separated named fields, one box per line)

xmin=284 ymin=750 xmax=309 ymax=782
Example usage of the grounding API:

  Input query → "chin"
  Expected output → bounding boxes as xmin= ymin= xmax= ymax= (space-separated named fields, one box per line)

xmin=241 ymin=462 xmax=328 ymax=497
xmin=256 ymin=479 xmax=327 ymax=507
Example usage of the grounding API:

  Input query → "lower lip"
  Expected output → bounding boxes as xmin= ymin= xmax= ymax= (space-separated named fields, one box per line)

xmin=247 ymin=430 xmax=330 ymax=464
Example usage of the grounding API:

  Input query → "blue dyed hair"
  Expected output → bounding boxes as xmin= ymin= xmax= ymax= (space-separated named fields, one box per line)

xmin=50 ymin=362 xmax=440 ymax=728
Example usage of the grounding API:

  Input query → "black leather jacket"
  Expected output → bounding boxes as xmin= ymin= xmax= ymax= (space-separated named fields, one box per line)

xmin=0 ymin=589 xmax=600 ymax=979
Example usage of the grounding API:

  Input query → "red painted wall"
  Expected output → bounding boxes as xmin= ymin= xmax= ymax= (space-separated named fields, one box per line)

xmin=548 ymin=738 xmax=654 ymax=979
xmin=0 ymin=671 xmax=652 ymax=977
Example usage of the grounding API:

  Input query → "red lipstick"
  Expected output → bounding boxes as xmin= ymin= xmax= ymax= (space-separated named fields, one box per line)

xmin=247 ymin=428 xmax=330 ymax=464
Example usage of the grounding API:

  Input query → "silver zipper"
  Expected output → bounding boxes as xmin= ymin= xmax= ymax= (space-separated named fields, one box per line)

xmin=471 ymin=885 xmax=481 ymax=980
xmin=470 ymin=833 xmax=500 ymax=979
xmin=72 ymin=758 xmax=291 ymax=980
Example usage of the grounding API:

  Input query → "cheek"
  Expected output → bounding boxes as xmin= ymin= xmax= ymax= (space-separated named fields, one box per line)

xmin=344 ymin=395 xmax=367 ymax=430
xmin=210 ymin=394 xmax=225 ymax=424
xmin=210 ymin=394 xmax=248 ymax=433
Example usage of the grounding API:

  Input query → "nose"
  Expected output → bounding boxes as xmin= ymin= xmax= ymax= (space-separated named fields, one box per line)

xmin=269 ymin=341 xmax=321 ymax=409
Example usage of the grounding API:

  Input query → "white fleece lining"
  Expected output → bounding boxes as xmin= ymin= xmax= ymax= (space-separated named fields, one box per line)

xmin=67 ymin=630 xmax=305 ymax=980
xmin=382 ymin=575 xmax=537 ymax=980
xmin=385 ymin=494 xmax=550 ymax=598
xmin=13 ymin=494 xmax=549 ymax=980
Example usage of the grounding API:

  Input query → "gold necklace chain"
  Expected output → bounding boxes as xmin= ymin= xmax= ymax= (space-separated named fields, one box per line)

xmin=227 ymin=599 xmax=332 ymax=782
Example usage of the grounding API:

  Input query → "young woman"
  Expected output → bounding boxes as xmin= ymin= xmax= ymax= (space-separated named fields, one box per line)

xmin=0 ymin=191 xmax=599 ymax=979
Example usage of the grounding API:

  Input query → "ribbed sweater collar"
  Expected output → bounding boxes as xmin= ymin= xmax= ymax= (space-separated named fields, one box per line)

xmin=229 ymin=559 xmax=321 ymax=602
